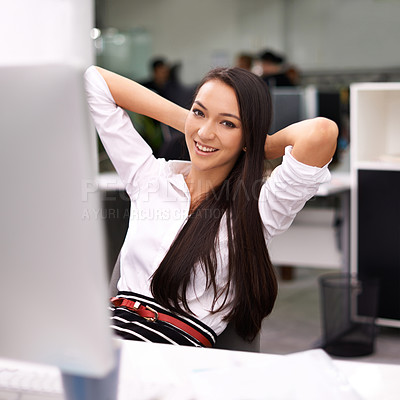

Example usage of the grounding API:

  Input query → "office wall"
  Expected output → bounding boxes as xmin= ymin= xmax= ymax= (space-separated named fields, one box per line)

xmin=99 ymin=0 xmax=400 ymax=83
xmin=287 ymin=0 xmax=400 ymax=71
xmin=98 ymin=0 xmax=285 ymax=83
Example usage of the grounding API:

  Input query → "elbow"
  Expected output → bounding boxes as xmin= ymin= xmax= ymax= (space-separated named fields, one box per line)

xmin=310 ymin=117 xmax=338 ymax=156
xmin=289 ymin=117 xmax=339 ymax=167
xmin=313 ymin=117 xmax=338 ymax=142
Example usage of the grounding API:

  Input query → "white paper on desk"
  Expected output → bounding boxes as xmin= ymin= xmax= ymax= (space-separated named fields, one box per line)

xmin=190 ymin=349 xmax=362 ymax=400
xmin=118 ymin=342 xmax=281 ymax=400
xmin=118 ymin=342 xmax=198 ymax=400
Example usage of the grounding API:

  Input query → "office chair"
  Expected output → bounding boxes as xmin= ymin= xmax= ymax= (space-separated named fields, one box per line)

xmin=109 ymin=253 xmax=260 ymax=352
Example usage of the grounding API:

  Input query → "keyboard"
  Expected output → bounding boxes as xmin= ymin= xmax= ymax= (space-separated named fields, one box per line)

xmin=0 ymin=359 xmax=64 ymax=400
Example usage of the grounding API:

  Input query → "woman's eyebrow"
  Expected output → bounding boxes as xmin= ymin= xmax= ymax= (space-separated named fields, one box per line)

xmin=194 ymin=100 xmax=207 ymax=109
xmin=220 ymin=112 xmax=241 ymax=121
xmin=194 ymin=100 xmax=241 ymax=121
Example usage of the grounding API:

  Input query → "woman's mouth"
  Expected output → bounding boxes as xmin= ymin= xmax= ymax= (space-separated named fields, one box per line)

xmin=194 ymin=141 xmax=218 ymax=154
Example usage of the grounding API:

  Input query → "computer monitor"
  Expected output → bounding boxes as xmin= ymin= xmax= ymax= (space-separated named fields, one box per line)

xmin=269 ymin=87 xmax=307 ymax=134
xmin=0 ymin=63 xmax=115 ymax=378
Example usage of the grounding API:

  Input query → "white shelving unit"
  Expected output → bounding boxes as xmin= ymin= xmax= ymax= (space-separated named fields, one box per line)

xmin=350 ymin=82 xmax=400 ymax=328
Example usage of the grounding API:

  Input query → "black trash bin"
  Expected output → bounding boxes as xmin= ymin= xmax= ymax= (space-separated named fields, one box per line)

xmin=319 ymin=273 xmax=379 ymax=357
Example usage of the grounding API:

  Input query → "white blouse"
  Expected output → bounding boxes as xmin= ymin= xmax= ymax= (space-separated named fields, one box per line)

xmin=84 ymin=66 xmax=331 ymax=335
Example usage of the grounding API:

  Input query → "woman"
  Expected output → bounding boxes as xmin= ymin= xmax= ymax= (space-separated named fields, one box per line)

xmin=84 ymin=65 xmax=337 ymax=348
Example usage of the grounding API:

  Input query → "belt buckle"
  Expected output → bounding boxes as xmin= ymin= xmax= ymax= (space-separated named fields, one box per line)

xmin=144 ymin=305 xmax=159 ymax=322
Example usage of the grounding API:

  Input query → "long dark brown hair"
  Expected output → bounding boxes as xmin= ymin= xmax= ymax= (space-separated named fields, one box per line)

xmin=151 ymin=67 xmax=277 ymax=341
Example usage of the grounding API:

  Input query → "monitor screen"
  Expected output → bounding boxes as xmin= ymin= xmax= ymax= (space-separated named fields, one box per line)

xmin=0 ymin=64 xmax=115 ymax=377
xmin=269 ymin=87 xmax=306 ymax=134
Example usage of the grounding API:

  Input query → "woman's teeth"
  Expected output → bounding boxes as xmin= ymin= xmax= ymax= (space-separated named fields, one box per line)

xmin=196 ymin=142 xmax=217 ymax=153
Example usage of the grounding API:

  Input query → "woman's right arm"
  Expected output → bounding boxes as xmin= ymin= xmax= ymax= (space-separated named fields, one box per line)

xmin=95 ymin=67 xmax=188 ymax=133
xmin=84 ymin=66 xmax=185 ymax=190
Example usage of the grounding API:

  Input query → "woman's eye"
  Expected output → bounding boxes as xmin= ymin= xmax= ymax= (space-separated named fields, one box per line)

xmin=221 ymin=120 xmax=236 ymax=129
xmin=193 ymin=109 xmax=204 ymax=117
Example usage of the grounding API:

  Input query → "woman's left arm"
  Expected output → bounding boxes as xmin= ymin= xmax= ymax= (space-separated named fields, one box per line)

xmin=260 ymin=117 xmax=337 ymax=242
xmin=265 ymin=117 xmax=338 ymax=167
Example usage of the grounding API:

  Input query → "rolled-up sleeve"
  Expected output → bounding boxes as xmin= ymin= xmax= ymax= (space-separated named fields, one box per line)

xmin=259 ymin=145 xmax=331 ymax=242
xmin=84 ymin=66 xmax=157 ymax=196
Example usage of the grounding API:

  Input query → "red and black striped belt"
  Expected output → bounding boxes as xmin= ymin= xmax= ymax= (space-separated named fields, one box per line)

xmin=110 ymin=297 xmax=213 ymax=348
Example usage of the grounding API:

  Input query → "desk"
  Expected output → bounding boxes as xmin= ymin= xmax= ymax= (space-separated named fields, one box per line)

xmin=333 ymin=359 xmax=400 ymax=400
xmin=1 ymin=342 xmax=399 ymax=400
xmin=116 ymin=341 xmax=400 ymax=400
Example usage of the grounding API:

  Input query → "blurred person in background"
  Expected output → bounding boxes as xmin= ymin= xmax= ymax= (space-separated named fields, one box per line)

xmin=259 ymin=49 xmax=296 ymax=87
xmin=235 ymin=52 xmax=254 ymax=71
xmin=142 ymin=57 xmax=170 ymax=97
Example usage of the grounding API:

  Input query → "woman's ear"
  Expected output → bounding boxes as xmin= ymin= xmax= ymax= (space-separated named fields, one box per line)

xmin=242 ymin=146 xmax=247 ymax=152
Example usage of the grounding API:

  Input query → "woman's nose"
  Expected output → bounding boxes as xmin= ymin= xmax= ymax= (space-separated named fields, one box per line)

xmin=197 ymin=121 xmax=215 ymax=140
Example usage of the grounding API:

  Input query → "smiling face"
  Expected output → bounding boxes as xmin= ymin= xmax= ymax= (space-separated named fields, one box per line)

xmin=185 ymin=79 xmax=244 ymax=185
